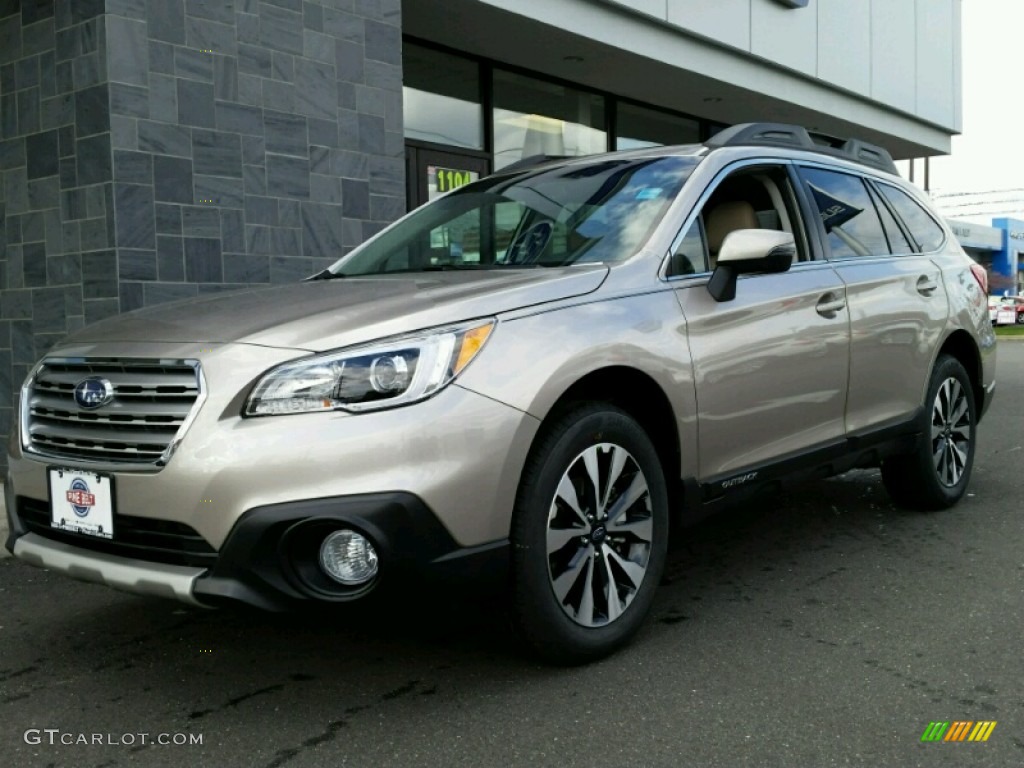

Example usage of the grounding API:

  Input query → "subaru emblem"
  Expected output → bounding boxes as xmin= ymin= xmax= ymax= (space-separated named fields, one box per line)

xmin=74 ymin=377 xmax=114 ymax=409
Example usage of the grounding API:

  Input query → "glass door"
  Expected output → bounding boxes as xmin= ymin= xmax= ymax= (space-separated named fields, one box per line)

xmin=406 ymin=145 xmax=490 ymax=210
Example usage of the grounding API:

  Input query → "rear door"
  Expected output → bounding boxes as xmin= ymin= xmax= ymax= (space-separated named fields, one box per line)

xmin=796 ymin=165 xmax=947 ymax=434
xmin=669 ymin=161 xmax=850 ymax=481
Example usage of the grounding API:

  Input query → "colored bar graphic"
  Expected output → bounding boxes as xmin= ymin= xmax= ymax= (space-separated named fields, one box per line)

xmin=969 ymin=722 xmax=997 ymax=742
xmin=921 ymin=722 xmax=949 ymax=742
xmin=921 ymin=720 xmax=996 ymax=743
xmin=945 ymin=721 xmax=972 ymax=741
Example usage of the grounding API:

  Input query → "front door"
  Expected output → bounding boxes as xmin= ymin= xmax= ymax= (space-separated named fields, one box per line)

xmin=670 ymin=162 xmax=851 ymax=481
xmin=406 ymin=145 xmax=490 ymax=210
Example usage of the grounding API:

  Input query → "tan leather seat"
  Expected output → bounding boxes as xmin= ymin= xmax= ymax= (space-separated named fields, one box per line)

xmin=705 ymin=201 xmax=759 ymax=267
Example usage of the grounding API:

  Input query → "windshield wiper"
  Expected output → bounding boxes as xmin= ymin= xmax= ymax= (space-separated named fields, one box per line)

xmin=311 ymin=264 xmax=543 ymax=279
xmin=307 ymin=269 xmax=346 ymax=280
xmin=419 ymin=264 xmax=491 ymax=271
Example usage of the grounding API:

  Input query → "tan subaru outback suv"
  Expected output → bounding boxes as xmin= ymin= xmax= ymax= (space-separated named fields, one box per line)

xmin=6 ymin=124 xmax=996 ymax=663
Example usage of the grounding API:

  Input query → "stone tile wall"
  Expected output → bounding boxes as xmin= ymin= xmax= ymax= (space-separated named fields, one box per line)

xmin=0 ymin=0 xmax=405 ymax=470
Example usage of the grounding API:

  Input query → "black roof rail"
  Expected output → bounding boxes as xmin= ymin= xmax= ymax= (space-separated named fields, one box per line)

xmin=704 ymin=122 xmax=899 ymax=176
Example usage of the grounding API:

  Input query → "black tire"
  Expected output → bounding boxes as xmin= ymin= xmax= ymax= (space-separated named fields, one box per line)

xmin=881 ymin=354 xmax=976 ymax=510
xmin=511 ymin=403 xmax=669 ymax=664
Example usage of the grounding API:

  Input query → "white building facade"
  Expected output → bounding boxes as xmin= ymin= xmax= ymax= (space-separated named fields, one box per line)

xmin=402 ymin=0 xmax=962 ymax=205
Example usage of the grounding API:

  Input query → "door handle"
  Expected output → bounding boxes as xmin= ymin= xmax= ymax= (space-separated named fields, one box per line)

xmin=916 ymin=275 xmax=939 ymax=296
xmin=815 ymin=292 xmax=846 ymax=318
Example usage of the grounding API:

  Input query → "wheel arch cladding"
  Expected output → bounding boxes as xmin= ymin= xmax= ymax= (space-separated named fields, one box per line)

xmin=939 ymin=330 xmax=984 ymax=419
xmin=542 ymin=366 xmax=681 ymax=505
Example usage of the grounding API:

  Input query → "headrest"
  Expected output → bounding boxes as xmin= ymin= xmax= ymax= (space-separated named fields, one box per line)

xmin=706 ymin=201 xmax=759 ymax=253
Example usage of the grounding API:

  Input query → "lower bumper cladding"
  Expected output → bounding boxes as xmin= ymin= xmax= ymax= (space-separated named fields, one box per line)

xmin=12 ymin=533 xmax=206 ymax=605
xmin=8 ymin=492 xmax=508 ymax=611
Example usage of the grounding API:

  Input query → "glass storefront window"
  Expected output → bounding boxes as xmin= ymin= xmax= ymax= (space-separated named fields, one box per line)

xmin=616 ymin=102 xmax=700 ymax=150
xmin=403 ymin=43 xmax=484 ymax=150
xmin=492 ymin=70 xmax=606 ymax=170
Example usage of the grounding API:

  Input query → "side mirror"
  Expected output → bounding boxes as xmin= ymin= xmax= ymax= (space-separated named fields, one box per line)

xmin=707 ymin=230 xmax=796 ymax=302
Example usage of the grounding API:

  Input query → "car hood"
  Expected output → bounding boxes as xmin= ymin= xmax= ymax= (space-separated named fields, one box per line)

xmin=64 ymin=267 xmax=609 ymax=352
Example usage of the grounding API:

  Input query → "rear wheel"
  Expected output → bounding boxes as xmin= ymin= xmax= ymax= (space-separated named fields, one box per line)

xmin=511 ymin=404 xmax=668 ymax=664
xmin=881 ymin=354 xmax=976 ymax=510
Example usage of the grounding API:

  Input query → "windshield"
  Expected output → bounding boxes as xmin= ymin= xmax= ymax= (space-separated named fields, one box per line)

xmin=330 ymin=155 xmax=698 ymax=276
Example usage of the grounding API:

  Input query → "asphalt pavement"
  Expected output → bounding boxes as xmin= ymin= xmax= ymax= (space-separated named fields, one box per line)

xmin=2 ymin=343 xmax=1023 ymax=768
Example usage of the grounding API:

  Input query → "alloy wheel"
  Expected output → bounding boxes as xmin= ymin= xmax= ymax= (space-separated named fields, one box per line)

xmin=931 ymin=377 xmax=972 ymax=487
xmin=545 ymin=443 xmax=653 ymax=627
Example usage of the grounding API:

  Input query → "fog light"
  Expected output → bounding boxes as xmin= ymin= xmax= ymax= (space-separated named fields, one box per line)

xmin=319 ymin=529 xmax=379 ymax=586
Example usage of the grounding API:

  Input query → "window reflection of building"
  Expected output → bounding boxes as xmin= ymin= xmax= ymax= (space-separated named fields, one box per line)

xmin=402 ymin=41 xmax=717 ymax=196
xmin=403 ymin=43 xmax=483 ymax=150
xmin=492 ymin=70 xmax=606 ymax=170
xmin=616 ymin=102 xmax=700 ymax=151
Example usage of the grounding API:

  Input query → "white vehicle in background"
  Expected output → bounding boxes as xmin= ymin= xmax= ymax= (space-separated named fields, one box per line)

xmin=992 ymin=295 xmax=1024 ymax=325
xmin=988 ymin=296 xmax=1000 ymax=324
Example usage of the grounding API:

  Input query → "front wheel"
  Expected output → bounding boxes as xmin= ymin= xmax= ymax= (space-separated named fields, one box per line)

xmin=881 ymin=354 xmax=976 ymax=510
xmin=511 ymin=404 xmax=669 ymax=664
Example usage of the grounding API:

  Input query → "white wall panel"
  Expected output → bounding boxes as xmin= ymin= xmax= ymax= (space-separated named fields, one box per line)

xmin=666 ymin=0 xmax=751 ymax=51
xmin=870 ymin=0 xmax=916 ymax=112
xmin=915 ymin=0 xmax=955 ymax=126
xmin=817 ymin=1 xmax=871 ymax=95
xmin=952 ymin=0 xmax=963 ymax=132
xmin=750 ymin=0 xmax=817 ymax=75
xmin=432 ymin=0 xmax=960 ymax=150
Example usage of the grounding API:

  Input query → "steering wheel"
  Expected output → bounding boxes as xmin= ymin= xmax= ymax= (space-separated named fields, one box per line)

xmin=506 ymin=221 xmax=553 ymax=264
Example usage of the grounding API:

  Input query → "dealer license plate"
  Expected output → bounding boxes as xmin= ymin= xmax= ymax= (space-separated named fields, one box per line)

xmin=997 ymin=309 xmax=1016 ymax=325
xmin=48 ymin=468 xmax=115 ymax=539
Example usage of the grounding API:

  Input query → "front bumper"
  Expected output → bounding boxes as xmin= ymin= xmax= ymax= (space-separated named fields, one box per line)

xmin=193 ymin=492 xmax=509 ymax=610
xmin=6 ymin=490 xmax=510 ymax=610
xmin=6 ymin=339 xmax=539 ymax=608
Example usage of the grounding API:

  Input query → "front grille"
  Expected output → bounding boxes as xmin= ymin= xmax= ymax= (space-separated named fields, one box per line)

xmin=25 ymin=358 xmax=202 ymax=465
xmin=17 ymin=497 xmax=217 ymax=568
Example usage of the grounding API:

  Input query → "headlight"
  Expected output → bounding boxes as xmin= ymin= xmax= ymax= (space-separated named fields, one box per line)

xmin=244 ymin=319 xmax=495 ymax=416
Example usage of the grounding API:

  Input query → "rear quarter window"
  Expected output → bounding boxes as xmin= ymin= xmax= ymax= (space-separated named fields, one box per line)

xmin=876 ymin=182 xmax=946 ymax=253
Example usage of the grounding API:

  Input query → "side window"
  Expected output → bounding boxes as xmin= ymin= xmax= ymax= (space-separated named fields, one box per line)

xmin=876 ymin=183 xmax=946 ymax=252
xmin=669 ymin=164 xmax=807 ymax=276
xmin=798 ymin=167 xmax=891 ymax=259
xmin=868 ymin=185 xmax=913 ymax=254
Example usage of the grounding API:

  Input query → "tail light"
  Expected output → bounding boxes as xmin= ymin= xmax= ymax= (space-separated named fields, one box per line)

xmin=969 ymin=263 xmax=988 ymax=294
